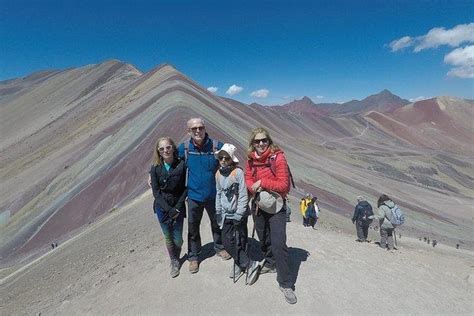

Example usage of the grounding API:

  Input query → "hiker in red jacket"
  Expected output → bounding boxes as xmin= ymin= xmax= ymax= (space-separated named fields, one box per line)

xmin=245 ymin=127 xmax=296 ymax=304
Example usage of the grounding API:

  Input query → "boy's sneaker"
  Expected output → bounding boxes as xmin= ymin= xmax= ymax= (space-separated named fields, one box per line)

xmin=246 ymin=260 xmax=260 ymax=285
xmin=170 ymin=259 xmax=180 ymax=278
xmin=260 ymin=264 xmax=276 ymax=274
xmin=216 ymin=249 xmax=232 ymax=260
xmin=279 ymin=286 xmax=297 ymax=304
xmin=229 ymin=264 xmax=243 ymax=279
xmin=189 ymin=260 xmax=199 ymax=274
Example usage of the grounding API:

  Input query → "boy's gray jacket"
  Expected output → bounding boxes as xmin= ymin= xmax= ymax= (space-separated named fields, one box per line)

xmin=215 ymin=167 xmax=248 ymax=228
xmin=375 ymin=200 xmax=396 ymax=229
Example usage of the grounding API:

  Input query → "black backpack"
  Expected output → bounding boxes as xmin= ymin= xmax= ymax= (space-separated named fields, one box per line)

xmin=360 ymin=203 xmax=374 ymax=222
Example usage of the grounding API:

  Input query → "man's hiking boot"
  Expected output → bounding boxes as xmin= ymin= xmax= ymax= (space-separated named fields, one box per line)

xmin=246 ymin=260 xmax=260 ymax=286
xmin=229 ymin=264 xmax=243 ymax=279
xmin=170 ymin=259 xmax=180 ymax=278
xmin=279 ymin=286 xmax=297 ymax=304
xmin=216 ymin=249 xmax=232 ymax=260
xmin=189 ymin=260 xmax=199 ymax=274
xmin=260 ymin=264 xmax=276 ymax=274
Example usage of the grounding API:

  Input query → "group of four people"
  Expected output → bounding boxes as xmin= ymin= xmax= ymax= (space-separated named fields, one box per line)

xmin=149 ymin=118 xmax=297 ymax=304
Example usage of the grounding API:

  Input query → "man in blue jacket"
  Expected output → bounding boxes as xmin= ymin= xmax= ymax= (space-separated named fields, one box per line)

xmin=177 ymin=118 xmax=231 ymax=274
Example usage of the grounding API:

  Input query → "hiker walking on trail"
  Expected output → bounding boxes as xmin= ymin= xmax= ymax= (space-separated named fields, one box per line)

xmin=300 ymin=194 xmax=312 ymax=227
xmin=177 ymin=118 xmax=231 ymax=274
xmin=373 ymin=194 xmax=398 ymax=250
xmin=150 ymin=137 xmax=187 ymax=278
xmin=245 ymin=127 xmax=297 ymax=304
xmin=352 ymin=196 xmax=373 ymax=242
xmin=306 ymin=197 xmax=319 ymax=229
xmin=214 ymin=143 xmax=259 ymax=283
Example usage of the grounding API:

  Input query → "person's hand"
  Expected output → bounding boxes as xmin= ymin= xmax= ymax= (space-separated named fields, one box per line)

xmin=251 ymin=180 xmax=261 ymax=192
xmin=147 ymin=174 xmax=152 ymax=188
xmin=352 ymin=219 xmax=355 ymax=224
xmin=368 ymin=215 xmax=374 ymax=219
xmin=232 ymin=219 xmax=241 ymax=226
xmin=168 ymin=208 xmax=180 ymax=219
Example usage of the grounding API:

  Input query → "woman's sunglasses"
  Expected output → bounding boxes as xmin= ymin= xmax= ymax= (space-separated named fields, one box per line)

xmin=253 ymin=138 xmax=269 ymax=145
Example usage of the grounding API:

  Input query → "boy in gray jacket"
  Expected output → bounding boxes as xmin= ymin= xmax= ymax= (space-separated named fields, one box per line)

xmin=215 ymin=144 xmax=259 ymax=282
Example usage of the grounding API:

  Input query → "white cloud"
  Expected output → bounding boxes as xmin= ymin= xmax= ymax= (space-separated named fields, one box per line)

xmin=389 ymin=23 xmax=474 ymax=79
xmin=444 ymin=45 xmax=474 ymax=78
xmin=414 ymin=23 xmax=474 ymax=52
xmin=389 ymin=36 xmax=413 ymax=52
xmin=207 ymin=87 xmax=218 ymax=94
xmin=447 ymin=66 xmax=474 ymax=78
xmin=250 ymin=89 xmax=269 ymax=98
xmin=390 ymin=23 xmax=474 ymax=52
xmin=409 ymin=96 xmax=428 ymax=102
xmin=226 ymin=84 xmax=243 ymax=96
xmin=316 ymin=95 xmax=324 ymax=99
xmin=444 ymin=45 xmax=474 ymax=66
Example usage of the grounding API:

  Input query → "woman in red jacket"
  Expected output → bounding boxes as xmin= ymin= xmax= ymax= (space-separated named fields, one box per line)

xmin=245 ymin=127 xmax=296 ymax=304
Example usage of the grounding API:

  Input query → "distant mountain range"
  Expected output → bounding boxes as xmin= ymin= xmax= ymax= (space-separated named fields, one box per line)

xmin=0 ymin=60 xmax=473 ymax=263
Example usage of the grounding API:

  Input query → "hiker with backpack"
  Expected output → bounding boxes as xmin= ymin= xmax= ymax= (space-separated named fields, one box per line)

xmin=306 ymin=197 xmax=319 ymax=229
xmin=177 ymin=118 xmax=231 ymax=274
xmin=245 ymin=127 xmax=297 ymax=304
xmin=372 ymin=194 xmax=405 ymax=250
xmin=214 ymin=143 xmax=260 ymax=283
xmin=300 ymin=194 xmax=312 ymax=227
xmin=352 ymin=196 xmax=373 ymax=242
xmin=150 ymin=137 xmax=187 ymax=278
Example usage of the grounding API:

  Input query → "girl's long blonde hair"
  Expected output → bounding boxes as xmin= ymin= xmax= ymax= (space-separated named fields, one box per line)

xmin=152 ymin=137 xmax=177 ymax=166
xmin=246 ymin=127 xmax=280 ymax=158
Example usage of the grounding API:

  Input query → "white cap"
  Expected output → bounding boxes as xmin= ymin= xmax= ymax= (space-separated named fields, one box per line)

xmin=214 ymin=143 xmax=239 ymax=163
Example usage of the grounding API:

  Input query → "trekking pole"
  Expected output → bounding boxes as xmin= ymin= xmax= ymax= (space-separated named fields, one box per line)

xmin=233 ymin=227 xmax=239 ymax=284
xmin=393 ymin=228 xmax=397 ymax=248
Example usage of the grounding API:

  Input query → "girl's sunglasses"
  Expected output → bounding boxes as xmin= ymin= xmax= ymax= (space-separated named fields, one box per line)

xmin=158 ymin=145 xmax=173 ymax=152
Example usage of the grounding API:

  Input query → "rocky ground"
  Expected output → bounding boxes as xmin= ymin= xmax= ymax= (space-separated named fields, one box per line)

xmin=1 ymin=192 xmax=473 ymax=315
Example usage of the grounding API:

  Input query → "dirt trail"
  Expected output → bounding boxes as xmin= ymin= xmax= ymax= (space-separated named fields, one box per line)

xmin=1 ymin=192 xmax=473 ymax=315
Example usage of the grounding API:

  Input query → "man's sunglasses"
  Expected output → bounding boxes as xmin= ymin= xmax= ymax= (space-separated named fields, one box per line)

xmin=253 ymin=138 xmax=269 ymax=145
xmin=189 ymin=126 xmax=205 ymax=132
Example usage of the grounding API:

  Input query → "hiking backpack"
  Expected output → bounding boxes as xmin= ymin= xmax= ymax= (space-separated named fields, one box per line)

xmin=387 ymin=204 xmax=405 ymax=227
xmin=360 ymin=203 xmax=374 ymax=222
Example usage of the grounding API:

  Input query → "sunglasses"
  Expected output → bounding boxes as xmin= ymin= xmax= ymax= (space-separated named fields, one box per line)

xmin=158 ymin=145 xmax=173 ymax=152
xmin=253 ymin=138 xmax=269 ymax=145
xmin=190 ymin=126 xmax=205 ymax=132
xmin=218 ymin=155 xmax=231 ymax=161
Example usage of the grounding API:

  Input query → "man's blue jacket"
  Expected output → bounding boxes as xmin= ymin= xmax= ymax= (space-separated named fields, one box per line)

xmin=177 ymin=135 xmax=223 ymax=202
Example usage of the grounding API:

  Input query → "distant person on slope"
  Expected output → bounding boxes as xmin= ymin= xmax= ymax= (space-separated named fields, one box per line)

xmin=373 ymin=194 xmax=397 ymax=250
xmin=245 ymin=127 xmax=297 ymax=304
xmin=300 ymin=194 xmax=312 ymax=227
xmin=306 ymin=197 xmax=319 ymax=229
xmin=214 ymin=143 xmax=259 ymax=283
xmin=150 ymin=137 xmax=187 ymax=278
xmin=352 ymin=196 xmax=373 ymax=242
xmin=177 ymin=118 xmax=231 ymax=274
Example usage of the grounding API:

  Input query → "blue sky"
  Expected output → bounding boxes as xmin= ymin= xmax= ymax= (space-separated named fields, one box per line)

xmin=1 ymin=0 xmax=473 ymax=104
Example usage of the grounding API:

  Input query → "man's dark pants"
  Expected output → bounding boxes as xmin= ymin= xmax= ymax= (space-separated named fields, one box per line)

xmin=187 ymin=198 xmax=224 ymax=261
xmin=356 ymin=220 xmax=370 ymax=241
